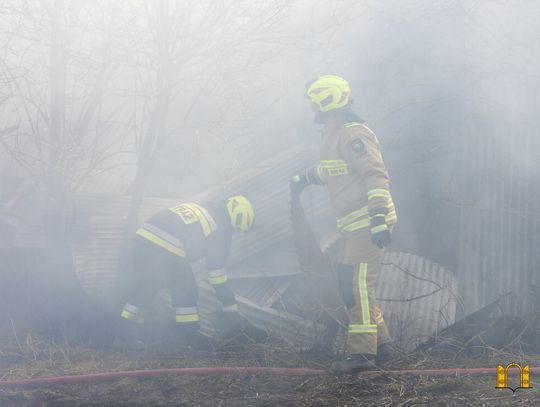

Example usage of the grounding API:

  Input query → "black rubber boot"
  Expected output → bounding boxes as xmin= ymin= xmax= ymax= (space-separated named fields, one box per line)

xmin=376 ymin=342 xmax=396 ymax=364
xmin=175 ymin=323 xmax=216 ymax=351
xmin=330 ymin=354 xmax=376 ymax=374
xmin=113 ymin=317 xmax=145 ymax=349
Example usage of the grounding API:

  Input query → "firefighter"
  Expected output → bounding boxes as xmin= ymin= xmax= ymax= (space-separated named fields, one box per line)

xmin=292 ymin=75 xmax=397 ymax=373
xmin=117 ymin=195 xmax=255 ymax=348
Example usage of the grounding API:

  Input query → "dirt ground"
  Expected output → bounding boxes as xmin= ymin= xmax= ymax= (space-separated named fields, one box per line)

xmin=0 ymin=340 xmax=539 ymax=406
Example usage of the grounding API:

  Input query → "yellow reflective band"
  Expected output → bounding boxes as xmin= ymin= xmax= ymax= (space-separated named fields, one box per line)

xmin=340 ymin=218 xmax=371 ymax=233
xmin=319 ymin=159 xmax=347 ymax=167
xmin=136 ymin=228 xmax=186 ymax=257
xmin=371 ymin=224 xmax=388 ymax=234
xmin=367 ymin=188 xmax=390 ymax=200
xmin=121 ymin=310 xmax=144 ymax=324
xmin=337 ymin=206 xmax=369 ymax=228
xmin=183 ymin=203 xmax=216 ymax=237
xmin=319 ymin=159 xmax=349 ymax=177
xmin=223 ymin=304 xmax=239 ymax=312
xmin=210 ymin=274 xmax=228 ymax=285
xmin=358 ymin=263 xmax=371 ymax=325
xmin=348 ymin=324 xmax=377 ymax=333
xmin=344 ymin=122 xmax=363 ymax=128
xmin=169 ymin=203 xmax=217 ymax=237
xmin=175 ymin=314 xmax=200 ymax=323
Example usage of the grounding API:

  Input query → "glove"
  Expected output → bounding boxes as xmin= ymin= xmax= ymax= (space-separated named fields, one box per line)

xmin=369 ymin=207 xmax=392 ymax=248
xmin=290 ymin=173 xmax=309 ymax=195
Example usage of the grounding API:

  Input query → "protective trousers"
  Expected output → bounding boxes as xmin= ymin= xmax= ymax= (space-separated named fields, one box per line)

xmin=120 ymin=236 xmax=199 ymax=332
xmin=339 ymin=231 xmax=391 ymax=355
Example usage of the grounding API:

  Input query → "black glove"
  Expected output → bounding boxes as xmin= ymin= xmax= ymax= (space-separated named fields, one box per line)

xmin=290 ymin=173 xmax=309 ymax=195
xmin=369 ymin=207 xmax=392 ymax=249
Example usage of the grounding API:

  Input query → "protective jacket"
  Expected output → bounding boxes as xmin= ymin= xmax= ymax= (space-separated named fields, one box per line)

xmin=120 ymin=201 xmax=237 ymax=329
xmin=136 ymin=202 xmax=232 ymax=274
xmin=307 ymin=119 xmax=397 ymax=236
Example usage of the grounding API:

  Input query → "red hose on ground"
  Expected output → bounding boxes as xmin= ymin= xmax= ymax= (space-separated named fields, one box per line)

xmin=0 ymin=366 xmax=535 ymax=387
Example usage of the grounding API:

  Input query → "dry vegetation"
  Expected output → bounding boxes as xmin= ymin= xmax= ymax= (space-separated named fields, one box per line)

xmin=1 ymin=339 xmax=539 ymax=406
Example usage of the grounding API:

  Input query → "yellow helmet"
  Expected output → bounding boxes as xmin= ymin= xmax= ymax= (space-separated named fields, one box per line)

xmin=226 ymin=195 xmax=255 ymax=232
xmin=306 ymin=75 xmax=351 ymax=112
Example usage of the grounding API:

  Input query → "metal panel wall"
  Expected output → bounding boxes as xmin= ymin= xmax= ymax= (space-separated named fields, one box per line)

xmin=458 ymin=122 xmax=540 ymax=316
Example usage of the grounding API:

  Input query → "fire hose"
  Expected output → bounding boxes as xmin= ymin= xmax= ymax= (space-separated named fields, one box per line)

xmin=0 ymin=366 xmax=536 ymax=387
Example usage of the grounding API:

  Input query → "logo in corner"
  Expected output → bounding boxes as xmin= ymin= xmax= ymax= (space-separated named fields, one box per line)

xmin=496 ymin=363 xmax=531 ymax=392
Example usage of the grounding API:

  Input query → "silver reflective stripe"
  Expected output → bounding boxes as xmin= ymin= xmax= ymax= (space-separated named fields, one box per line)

xmin=208 ymin=268 xmax=226 ymax=278
xmin=175 ymin=306 xmax=198 ymax=315
xmin=124 ymin=303 xmax=141 ymax=314
xmin=140 ymin=222 xmax=184 ymax=250
xmin=192 ymin=203 xmax=218 ymax=233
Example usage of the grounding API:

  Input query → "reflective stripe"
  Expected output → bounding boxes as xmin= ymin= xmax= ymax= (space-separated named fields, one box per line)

xmin=208 ymin=268 xmax=228 ymax=285
xmin=210 ymin=274 xmax=228 ymax=285
xmin=371 ymin=224 xmax=388 ymax=234
xmin=175 ymin=314 xmax=200 ymax=323
xmin=367 ymin=188 xmax=391 ymax=200
xmin=124 ymin=303 xmax=141 ymax=314
xmin=175 ymin=306 xmax=198 ymax=315
xmin=348 ymin=324 xmax=377 ymax=333
xmin=340 ymin=218 xmax=371 ymax=233
xmin=120 ymin=303 xmax=144 ymax=323
xmin=136 ymin=227 xmax=186 ymax=257
xmin=222 ymin=304 xmax=239 ymax=312
xmin=183 ymin=203 xmax=217 ymax=237
xmin=193 ymin=204 xmax=218 ymax=234
xmin=358 ymin=263 xmax=370 ymax=325
xmin=344 ymin=122 xmax=363 ymax=128
xmin=337 ymin=206 xmax=369 ymax=229
xmin=337 ymin=206 xmax=371 ymax=233
xmin=319 ymin=159 xmax=349 ymax=176
xmin=208 ymin=268 xmax=226 ymax=278
xmin=375 ymin=313 xmax=384 ymax=326
xmin=169 ymin=203 xmax=217 ymax=237
xmin=175 ymin=306 xmax=200 ymax=323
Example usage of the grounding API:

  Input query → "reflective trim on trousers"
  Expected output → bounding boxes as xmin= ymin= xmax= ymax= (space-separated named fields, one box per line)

xmin=175 ymin=306 xmax=200 ymax=323
xmin=348 ymin=324 xmax=377 ymax=333
xmin=358 ymin=263 xmax=371 ymax=325
xmin=120 ymin=302 xmax=144 ymax=323
xmin=208 ymin=268 xmax=228 ymax=285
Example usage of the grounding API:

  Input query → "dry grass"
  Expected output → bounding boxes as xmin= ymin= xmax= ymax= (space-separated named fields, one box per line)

xmin=1 ymin=339 xmax=540 ymax=406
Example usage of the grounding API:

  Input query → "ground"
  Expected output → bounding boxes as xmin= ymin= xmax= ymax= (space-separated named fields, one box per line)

xmin=0 ymin=340 xmax=539 ymax=406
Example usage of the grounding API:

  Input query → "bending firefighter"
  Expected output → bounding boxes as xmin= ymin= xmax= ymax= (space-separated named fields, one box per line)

xmin=292 ymin=75 xmax=397 ymax=373
xmin=118 ymin=196 xmax=255 ymax=347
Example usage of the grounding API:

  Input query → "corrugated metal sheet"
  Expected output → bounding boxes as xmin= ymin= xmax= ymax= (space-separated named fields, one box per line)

xmin=457 ymin=123 xmax=540 ymax=316
xmin=377 ymin=252 xmax=458 ymax=351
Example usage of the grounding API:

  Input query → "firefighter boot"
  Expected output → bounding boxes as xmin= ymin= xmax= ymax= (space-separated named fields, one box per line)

xmin=330 ymin=354 xmax=376 ymax=374
xmin=376 ymin=342 xmax=396 ymax=364
xmin=175 ymin=322 xmax=216 ymax=351
xmin=113 ymin=317 xmax=145 ymax=349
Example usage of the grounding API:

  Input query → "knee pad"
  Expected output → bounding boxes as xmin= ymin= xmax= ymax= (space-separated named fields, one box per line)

xmin=337 ymin=263 xmax=355 ymax=309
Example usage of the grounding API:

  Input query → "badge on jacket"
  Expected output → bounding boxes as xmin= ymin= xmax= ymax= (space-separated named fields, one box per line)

xmin=350 ymin=138 xmax=366 ymax=157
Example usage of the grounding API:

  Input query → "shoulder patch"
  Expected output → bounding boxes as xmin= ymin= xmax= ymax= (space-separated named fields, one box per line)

xmin=349 ymin=138 xmax=366 ymax=157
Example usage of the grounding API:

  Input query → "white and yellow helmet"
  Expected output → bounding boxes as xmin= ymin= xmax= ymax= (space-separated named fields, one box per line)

xmin=306 ymin=75 xmax=351 ymax=112
xmin=226 ymin=195 xmax=255 ymax=232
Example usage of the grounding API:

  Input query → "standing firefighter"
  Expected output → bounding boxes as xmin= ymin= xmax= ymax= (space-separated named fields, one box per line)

xmin=118 ymin=195 xmax=255 ymax=347
xmin=292 ymin=75 xmax=397 ymax=373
